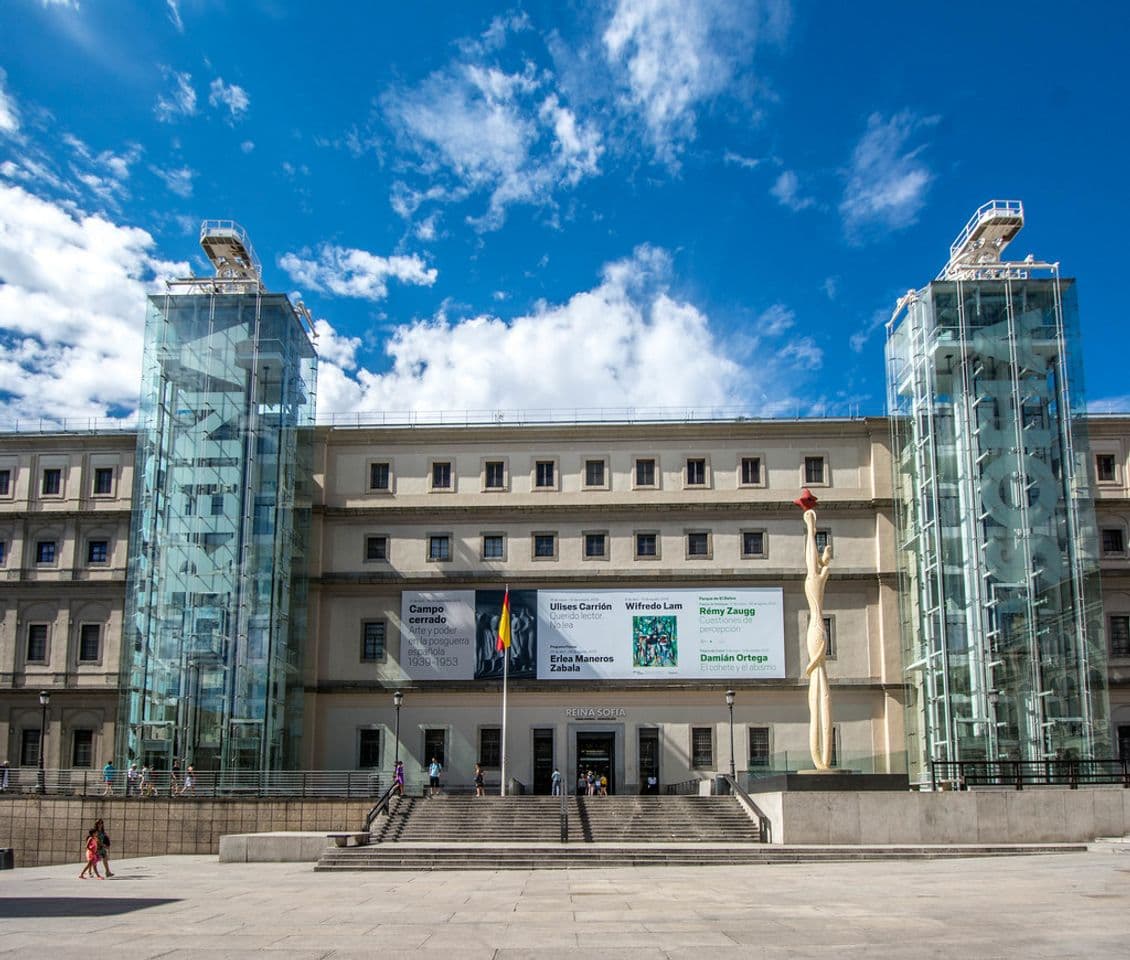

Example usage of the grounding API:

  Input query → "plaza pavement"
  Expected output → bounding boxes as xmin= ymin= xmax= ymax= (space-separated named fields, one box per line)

xmin=0 ymin=849 xmax=1127 ymax=958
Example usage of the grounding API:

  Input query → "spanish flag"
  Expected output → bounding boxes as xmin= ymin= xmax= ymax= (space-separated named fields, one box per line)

xmin=496 ymin=589 xmax=512 ymax=653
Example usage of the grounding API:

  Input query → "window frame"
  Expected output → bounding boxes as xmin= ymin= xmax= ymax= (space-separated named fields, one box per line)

xmin=1101 ymin=527 xmax=1126 ymax=557
xmin=78 ymin=622 xmax=102 ymax=663
xmin=691 ymin=726 xmax=714 ymax=769
xmin=583 ymin=530 xmax=608 ymax=561
xmin=481 ymin=532 xmax=506 ymax=561
xmin=1109 ymin=614 xmax=1130 ymax=658
xmin=0 ymin=467 xmax=12 ymax=498
xmin=360 ymin=619 xmax=387 ymax=662
xmin=357 ymin=727 xmax=382 ymax=768
xmin=429 ymin=460 xmax=453 ymax=492
xmin=20 ymin=728 xmax=41 ymax=767
xmin=482 ymin=459 xmax=508 ymax=492
xmin=533 ymin=458 xmax=558 ymax=491
xmin=684 ymin=456 xmax=709 ymax=488
xmin=814 ymin=529 xmax=832 ymax=555
xmin=366 ymin=460 xmax=393 ymax=494
xmin=478 ymin=726 xmax=502 ymax=768
xmin=26 ymin=623 xmax=49 ymax=663
xmin=427 ymin=533 xmax=452 ymax=563
xmin=633 ymin=457 xmax=658 ymax=490
xmin=92 ymin=466 xmax=115 ymax=497
xmin=364 ymin=535 xmax=389 ymax=563
xmin=821 ymin=614 xmax=837 ymax=660
xmin=86 ymin=538 xmax=109 ymax=565
xmin=583 ymin=458 xmax=609 ymax=490
xmin=748 ymin=726 xmax=771 ymax=768
xmin=72 ymin=728 xmax=95 ymax=768
xmin=532 ymin=531 xmax=558 ymax=561
xmin=741 ymin=529 xmax=768 ymax=559
xmin=41 ymin=467 xmax=63 ymax=497
xmin=634 ymin=531 xmax=660 ymax=560
xmin=739 ymin=455 xmax=764 ymax=488
xmin=685 ymin=529 xmax=712 ymax=560
xmin=0 ymin=539 xmax=8 ymax=567
xmin=1095 ymin=453 xmax=1119 ymax=485
xmin=802 ymin=454 xmax=829 ymax=487
xmin=35 ymin=539 xmax=58 ymax=566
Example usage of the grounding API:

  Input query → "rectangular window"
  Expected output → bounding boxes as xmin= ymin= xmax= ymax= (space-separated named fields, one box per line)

xmin=361 ymin=620 xmax=386 ymax=661
xmin=78 ymin=624 xmax=101 ymax=662
xmin=635 ymin=458 xmax=656 ymax=487
xmin=369 ymin=461 xmax=390 ymax=491
xmin=72 ymin=729 xmax=94 ymax=768
xmin=533 ymin=532 xmax=557 ymax=559
xmin=27 ymin=624 xmax=48 ymax=662
xmin=635 ymin=532 xmax=658 ymax=559
xmin=822 ymin=616 xmax=837 ymax=659
xmin=0 ymin=468 xmax=10 ymax=496
xmin=691 ymin=727 xmax=714 ymax=768
xmin=804 ymin=456 xmax=826 ymax=485
xmin=686 ymin=531 xmax=710 ymax=557
xmin=584 ymin=532 xmax=607 ymax=559
xmin=36 ymin=540 xmax=57 ymax=565
xmin=41 ymin=468 xmax=61 ymax=496
xmin=1110 ymin=615 xmax=1130 ymax=657
xmin=424 ymin=728 xmax=446 ymax=767
xmin=535 ymin=460 xmax=555 ymax=489
xmin=686 ymin=458 xmax=706 ymax=486
xmin=815 ymin=529 xmax=832 ymax=554
xmin=93 ymin=467 xmax=114 ymax=495
xmin=749 ymin=727 xmax=771 ymax=767
xmin=358 ymin=729 xmax=381 ymax=768
xmin=365 ymin=536 xmax=388 ymax=561
xmin=742 ymin=530 xmax=766 ymax=558
xmin=431 ymin=462 xmax=452 ymax=490
xmin=740 ymin=457 xmax=762 ymax=486
xmin=479 ymin=727 xmax=501 ymax=768
xmin=21 ymin=729 xmax=41 ymax=767
xmin=1102 ymin=528 xmax=1125 ymax=556
xmin=428 ymin=535 xmax=451 ymax=561
xmin=584 ymin=459 xmax=605 ymax=487
xmin=210 ymin=494 xmax=225 ymax=516
xmin=484 ymin=461 xmax=506 ymax=489
xmin=0 ymin=541 xmax=6 ymax=566
xmin=87 ymin=539 xmax=109 ymax=564
xmin=482 ymin=534 xmax=505 ymax=560
xmin=1096 ymin=454 xmax=1117 ymax=483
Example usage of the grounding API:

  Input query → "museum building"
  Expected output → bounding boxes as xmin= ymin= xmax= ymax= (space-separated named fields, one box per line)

xmin=0 ymin=207 xmax=1127 ymax=793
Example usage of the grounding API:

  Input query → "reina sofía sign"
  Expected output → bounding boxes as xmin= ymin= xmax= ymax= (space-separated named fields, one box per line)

xmin=565 ymin=707 xmax=627 ymax=720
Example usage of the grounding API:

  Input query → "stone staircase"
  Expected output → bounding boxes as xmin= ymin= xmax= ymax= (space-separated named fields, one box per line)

xmin=572 ymin=795 xmax=761 ymax=843
xmin=373 ymin=795 xmax=563 ymax=844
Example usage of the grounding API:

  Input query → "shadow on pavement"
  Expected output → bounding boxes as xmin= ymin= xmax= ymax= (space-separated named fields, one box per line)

xmin=0 ymin=897 xmax=180 ymax=917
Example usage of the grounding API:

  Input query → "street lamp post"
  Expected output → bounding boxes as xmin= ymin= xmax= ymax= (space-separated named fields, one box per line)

xmin=725 ymin=690 xmax=736 ymax=780
xmin=392 ymin=690 xmax=403 ymax=767
xmin=38 ymin=690 xmax=50 ymax=795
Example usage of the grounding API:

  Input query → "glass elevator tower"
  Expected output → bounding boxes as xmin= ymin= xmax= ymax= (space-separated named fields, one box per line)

xmin=118 ymin=222 xmax=317 ymax=773
xmin=887 ymin=202 xmax=1110 ymax=783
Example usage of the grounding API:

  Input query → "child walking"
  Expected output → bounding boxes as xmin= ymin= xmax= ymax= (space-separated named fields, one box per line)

xmin=78 ymin=829 xmax=102 ymax=879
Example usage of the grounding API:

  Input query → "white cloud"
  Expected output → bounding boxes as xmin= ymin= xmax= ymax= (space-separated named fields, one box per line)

xmin=602 ymin=0 xmax=783 ymax=167
xmin=823 ymin=276 xmax=838 ymax=300
xmin=279 ymin=244 xmax=437 ymax=301
xmin=770 ymin=169 xmax=814 ymax=211
xmin=61 ymin=134 xmax=143 ymax=205
xmin=385 ymin=40 xmax=602 ymax=230
xmin=312 ymin=318 xmax=361 ymax=369
xmin=240 ymin=140 xmax=255 ymax=154
xmin=756 ymin=303 xmax=794 ymax=336
xmin=166 ymin=0 xmax=184 ymax=33
xmin=151 ymin=164 xmax=195 ymax=197
xmin=0 ymin=68 xmax=19 ymax=134
xmin=209 ymin=78 xmax=250 ymax=119
xmin=0 ymin=183 xmax=187 ymax=425
xmin=155 ymin=70 xmax=197 ymax=122
xmin=312 ymin=245 xmax=813 ymax=417
xmin=723 ymin=151 xmax=760 ymax=170
xmin=849 ymin=307 xmax=889 ymax=354
xmin=840 ymin=110 xmax=936 ymax=238
xmin=778 ymin=337 xmax=823 ymax=370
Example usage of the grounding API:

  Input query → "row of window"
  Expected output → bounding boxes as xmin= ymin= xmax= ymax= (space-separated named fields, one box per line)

xmin=15 ymin=728 xmax=97 ymax=767
xmin=364 ymin=528 xmax=831 ymax=564
xmin=367 ymin=455 xmax=830 ymax=494
xmin=0 ymin=537 xmax=113 ymax=568
xmin=0 ymin=465 xmax=117 ymax=499
xmin=23 ymin=623 xmax=103 ymax=664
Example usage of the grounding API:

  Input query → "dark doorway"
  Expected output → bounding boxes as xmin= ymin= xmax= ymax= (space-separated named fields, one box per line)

xmin=576 ymin=731 xmax=615 ymax=795
xmin=423 ymin=728 xmax=446 ymax=767
xmin=532 ymin=728 xmax=554 ymax=794
xmin=638 ymin=727 xmax=659 ymax=793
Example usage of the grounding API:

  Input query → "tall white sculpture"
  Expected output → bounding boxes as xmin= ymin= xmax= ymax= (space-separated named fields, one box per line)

xmin=796 ymin=489 xmax=833 ymax=771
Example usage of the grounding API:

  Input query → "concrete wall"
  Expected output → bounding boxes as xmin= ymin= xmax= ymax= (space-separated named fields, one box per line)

xmin=750 ymin=787 xmax=1130 ymax=845
xmin=0 ymin=796 xmax=371 ymax=868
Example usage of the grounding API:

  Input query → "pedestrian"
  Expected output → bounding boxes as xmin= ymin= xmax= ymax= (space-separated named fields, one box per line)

xmin=474 ymin=763 xmax=485 ymax=797
xmin=0 ymin=760 xmax=9 ymax=792
xmin=586 ymin=769 xmax=596 ymax=796
xmin=101 ymin=760 xmax=115 ymax=796
xmin=393 ymin=760 xmax=405 ymax=797
xmin=551 ymin=767 xmax=562 ymax=796
xmin=140 ymin=765 xmax=155 ymax=798
xmin=94 ymin=818 xmax=113 ymax=877
xmin=599 ymin=774 xmax=608 ymax=797
xmin=78 ymin=828 xmax=102 ymax=879
xmin=577 ymin=770 xmax=585 ymax=796
xmin=126 ymin=763 xmax=139 ymax=797
xmin=169 ymin=759 xmax=181 ymax=797
xmin=427 ymin=757 xmax=442 ymax=797
xmin=181 ymin=765 xmax=195 ymax=796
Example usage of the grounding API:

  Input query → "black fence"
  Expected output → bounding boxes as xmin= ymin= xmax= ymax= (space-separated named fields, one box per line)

xmin=931 ymin=759 xmax=1130 ymax=791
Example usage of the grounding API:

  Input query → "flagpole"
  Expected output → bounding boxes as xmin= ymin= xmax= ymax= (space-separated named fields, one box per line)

xmin=500 ymin=584 xmax=509 ymax=797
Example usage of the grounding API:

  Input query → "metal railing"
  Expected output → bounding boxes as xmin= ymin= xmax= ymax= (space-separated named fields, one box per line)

xmin=362 ymin=782 xmax=398 ymax=832
xmin=720 ymin=774 xmax=771 ymax=843
xmin=0 ymin=768 xmax=384 ymax=798
xmin=931 ymin=759 xmax=1130 ymax=791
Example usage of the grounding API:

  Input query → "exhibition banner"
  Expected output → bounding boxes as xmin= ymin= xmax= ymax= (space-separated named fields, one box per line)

xmin=400 ymin=588 xmax=785 ymax=680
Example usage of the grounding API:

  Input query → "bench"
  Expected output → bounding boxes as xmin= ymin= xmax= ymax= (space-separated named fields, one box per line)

xmin=326 ymin=832 xmax=371 ymax=848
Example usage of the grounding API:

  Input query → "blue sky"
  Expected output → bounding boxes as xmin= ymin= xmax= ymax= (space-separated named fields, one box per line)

xmin=1 ymin=0 xmax=1128 ymax=425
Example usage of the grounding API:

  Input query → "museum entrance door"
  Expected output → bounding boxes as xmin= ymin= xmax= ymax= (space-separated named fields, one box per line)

xmin=576 ymin=731 xmax=615 ymax=794
xmin=532 ymin=728 xmax=554 ymax=794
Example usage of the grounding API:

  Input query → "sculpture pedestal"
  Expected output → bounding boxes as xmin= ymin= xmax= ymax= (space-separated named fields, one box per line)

xmin=751 ymin=772 xmax=910 ymax=792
